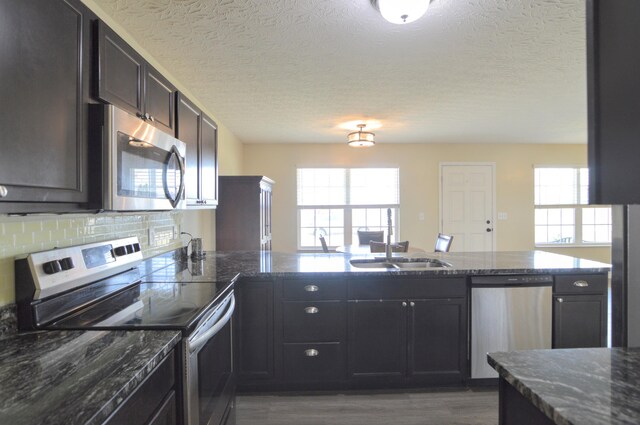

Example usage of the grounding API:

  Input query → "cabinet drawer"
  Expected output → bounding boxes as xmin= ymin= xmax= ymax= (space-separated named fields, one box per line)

xmin=283 ymin=301 xmax=346 ymax=342
xmin=554 ymin=274 xmax=607 ymax=294
xmin=348 ymin=277 xmax=467 ymax=300
xmin=283 ymin=277 xmax=346 ymax=301
xmin=283 ymin=342 xmax=344 ymax=382
xmin=104 ymin=350 xmax=175 ymax=425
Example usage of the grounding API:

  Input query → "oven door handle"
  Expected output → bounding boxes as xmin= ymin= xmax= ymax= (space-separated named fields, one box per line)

xmin=188 ymin=294 xmax=235 ymax=354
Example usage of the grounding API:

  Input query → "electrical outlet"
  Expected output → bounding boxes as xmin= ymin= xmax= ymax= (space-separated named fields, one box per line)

xmin=148 ymin=227 xmax=155 ymax=246
xmin=498 ymin=212 xmax=508 ymax=220
xmin=418 ymin=212 xmax=425 ymax=221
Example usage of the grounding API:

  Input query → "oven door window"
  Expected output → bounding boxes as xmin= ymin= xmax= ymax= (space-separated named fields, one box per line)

xmin=197 ymin=319 xmax=233 ymax=425
xmin=117 ymin=132 xmax=183 ymax=201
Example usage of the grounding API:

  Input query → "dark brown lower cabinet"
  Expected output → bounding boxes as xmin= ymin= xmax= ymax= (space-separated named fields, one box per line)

xmin=235 ymin=278 xmax=275 ymax=385
xmin=553 ymin=273 xmax=608 ymax=349
xmin=347 ymin=296 xmax=467 ymax=387
xmin=348 ymin=300 xmax=406 ymax=384
xmin=553 ymin=294 xmax=607 ymax=348
xmin=498 ymin=378 xmax=554 ymax=425
xmin=103 ymin=350 xmax=176 ymax=425
xmin=408 ymin=298 xmax=467 ymax=383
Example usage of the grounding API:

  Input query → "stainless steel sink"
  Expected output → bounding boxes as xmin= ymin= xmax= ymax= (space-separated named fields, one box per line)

xmin=349 ymin=258 xmax=452 ymax=270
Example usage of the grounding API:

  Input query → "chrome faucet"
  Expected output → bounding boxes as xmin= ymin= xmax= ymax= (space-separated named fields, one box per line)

xmin=386 ymin=208 xmax=393 ymax=261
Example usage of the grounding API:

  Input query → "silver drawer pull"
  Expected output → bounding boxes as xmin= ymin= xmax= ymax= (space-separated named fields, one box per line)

xmin=573 ymin=280 xmax=589 ymax=287
xmin=305 ymin=349 xmax=319 ymax=357
xmin=0 ymin=185 xmax=7 ymax=198
xmin=304 ymin=306 xmax=319 ymax=314
xmin=304 ymin=285 xmax=319 ymax=292
xmin=557 ymin=298 xmax=564 ymax=303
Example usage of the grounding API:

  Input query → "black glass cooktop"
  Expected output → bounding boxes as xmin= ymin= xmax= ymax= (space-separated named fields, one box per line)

xmin=48 ymin=278 xmax=232 ymax=334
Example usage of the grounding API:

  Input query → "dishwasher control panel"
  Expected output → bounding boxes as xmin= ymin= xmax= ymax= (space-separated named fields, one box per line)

xmin=471 ymin=275 xmax=553 ymax=286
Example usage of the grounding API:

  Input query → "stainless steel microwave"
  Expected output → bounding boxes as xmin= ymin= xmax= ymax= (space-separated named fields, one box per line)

xmin=94 ymin=105 xmax=186 ymax=211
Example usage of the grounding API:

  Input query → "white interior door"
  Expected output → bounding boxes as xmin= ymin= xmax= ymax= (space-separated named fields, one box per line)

xmin=440 ymin=164 xmax=495 ymax=252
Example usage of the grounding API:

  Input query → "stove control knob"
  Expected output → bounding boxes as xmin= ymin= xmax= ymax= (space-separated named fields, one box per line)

xmin=113 ymin=246 xmax=127 ymax=257
xmin=132 ymin=243 xmax=141 ymax=252
xmin=60 ymin=257 xmax=75 ymax=270
xmin=43 ymin=260 xmax=62 ymax=275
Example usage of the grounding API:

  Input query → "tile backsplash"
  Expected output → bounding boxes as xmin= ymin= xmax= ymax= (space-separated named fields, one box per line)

xmin=0 ymin=211 xmax=184 ymax=306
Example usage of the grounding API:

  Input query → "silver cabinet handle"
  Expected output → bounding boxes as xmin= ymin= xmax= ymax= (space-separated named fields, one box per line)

xmin=148 ymin=115 xmax=155 ymax=122
xmin=0 ymin=185 xmax=7 ymax=198
xmin=304 ymin=285 xmax=319 ymax=292
xmin=557 ymin=298 xmax=564 ymax=303
xmin=305 ymin=349 xmax=319 ymax=357
xmin=573 ymin=280 xmax=589 ymax=287
xmin=304 ymin=306 xmax=319 ymax=314
xmin=410 ymin=302 xmax=415 ymax=307
xmin=402 ymin=302 xmax=407 ymax=307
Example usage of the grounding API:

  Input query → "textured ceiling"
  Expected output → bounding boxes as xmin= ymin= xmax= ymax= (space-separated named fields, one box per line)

xmin=92 ymin=0 xmax=587 ymax=144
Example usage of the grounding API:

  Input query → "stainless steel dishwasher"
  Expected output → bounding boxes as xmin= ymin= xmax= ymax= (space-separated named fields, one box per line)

xmin=471 ymin=275 xmax=553 ymax=379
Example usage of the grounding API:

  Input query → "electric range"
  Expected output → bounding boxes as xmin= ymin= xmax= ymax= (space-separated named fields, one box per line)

xmin=14 ymin=237 xmax=235 ymax=425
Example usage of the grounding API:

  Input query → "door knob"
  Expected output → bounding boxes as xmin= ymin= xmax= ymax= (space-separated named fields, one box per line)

xmin=486 ymin=228 xmax=493 ymax=232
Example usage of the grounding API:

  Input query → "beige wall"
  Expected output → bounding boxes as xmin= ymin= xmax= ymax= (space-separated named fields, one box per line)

xmin=0 ymin=1 xmax=245 ymax=307
xmin=243 ymin=143 xmax=611 ymax=264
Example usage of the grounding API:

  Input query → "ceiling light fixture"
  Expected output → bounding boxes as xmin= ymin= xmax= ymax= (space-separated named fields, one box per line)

xmin=371 ymin=0 xmax=430 ymax=25
xmin=347 ymin=124 xmax=375 ymax=148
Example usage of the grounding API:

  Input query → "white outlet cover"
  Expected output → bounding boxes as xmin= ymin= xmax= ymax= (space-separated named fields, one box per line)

xmin=498 ymin=212 xmax=508 ymax=220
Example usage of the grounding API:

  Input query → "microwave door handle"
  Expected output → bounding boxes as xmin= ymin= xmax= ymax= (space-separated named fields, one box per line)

xmin=188 ymin=294 xmax=235 ymax=354
xmin=164 ymin=145 xmax=185 ymax=208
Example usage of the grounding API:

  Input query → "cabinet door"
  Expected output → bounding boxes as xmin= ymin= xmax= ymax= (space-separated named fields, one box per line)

xmin=144 ymin=64 xmax=176 ymax=135
xmin=235 ymin=279 xmax=274 ymax=381
xmin=0 ymin=0 xmax=94 ymax=211
xmin=176 ymin=94 xmax=201 ymax=203
xmin=200 ymin=114 xmax=218 ymax=205
xmin=587 ymin=0 xmax=640 ymax=204
xmin=97 ymin=21 xmax=144 ymax=116
xmin=553 ymin=294 xmax=607 ymax=348
xmin=347 ymin=300 xmax=406 ymax=383
xmin=408 ymin=299 xmax=467 ymax=384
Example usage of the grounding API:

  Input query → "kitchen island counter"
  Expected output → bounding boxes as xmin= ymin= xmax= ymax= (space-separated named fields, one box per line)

xmin=0 ymin=329 xmax=180 ymax=425
xmin=488 ymin=348 xmax=640 ymax=425
xmin=143 ymin=250 xmax=610 ymax=283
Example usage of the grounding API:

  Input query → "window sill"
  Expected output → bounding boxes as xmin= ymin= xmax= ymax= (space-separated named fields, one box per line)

xmin=535 ymin=244 xmax=611 ymax=248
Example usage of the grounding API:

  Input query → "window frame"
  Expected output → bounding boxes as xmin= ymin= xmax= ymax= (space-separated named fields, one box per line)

xmin=296 ymin=167 xmax=400 ymax=251
xmin=534 ymin=166 xmax=611 ymax=248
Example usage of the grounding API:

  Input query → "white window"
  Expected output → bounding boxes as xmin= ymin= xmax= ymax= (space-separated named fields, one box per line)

xmin=534 ymin=167 xmax=611 ymax=246
xmin=297 ymin=168 xmax=400 ymax=250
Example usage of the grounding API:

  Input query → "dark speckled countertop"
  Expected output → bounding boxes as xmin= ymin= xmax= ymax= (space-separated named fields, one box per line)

xmin=143 ymin=250 xmax=610 ymax=283
xmin=0 ymin=329 xmax=180 ymax=425
xmin=0 ymin=249 xmax=609 ymax=425
xmin=488 ymin=348 xmax=640 ymax=425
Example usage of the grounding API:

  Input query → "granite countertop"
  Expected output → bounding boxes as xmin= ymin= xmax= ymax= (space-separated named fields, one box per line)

xmin=488 ymin=348 xmax=640 ymax=425
xmin=141 ymin=250 xmax=610 ymax=283
xmin=0 ymin=329 xmax=181 ymax=425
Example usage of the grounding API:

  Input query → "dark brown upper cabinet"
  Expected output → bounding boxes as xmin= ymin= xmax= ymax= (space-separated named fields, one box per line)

xmin=97 ymin=21 xmax=176 ymax=136
xmin=587 ymin=0 xmax=640 ymax=204
xmin=176 ymin=93 xmax=218 ymax=207
xmin=0 ymin=0 xmax=97 ymax=213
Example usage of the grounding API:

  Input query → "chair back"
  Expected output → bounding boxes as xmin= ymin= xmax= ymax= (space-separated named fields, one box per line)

xmin=434 ymin=233 xmax=453 ymax=252
xmin=357 ymin=230 xmax=384 ymax=244
xmin=319 ymin=235 xmax=329 ymax=253
xmin=369 ymin=241 xmax=409 ymax=253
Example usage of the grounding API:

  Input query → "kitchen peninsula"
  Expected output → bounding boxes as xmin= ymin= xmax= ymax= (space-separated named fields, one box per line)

xmin=1 ymin=249 xmax=610 ymax=424
xmin=488 ymin=348 xmax=640 ymax=425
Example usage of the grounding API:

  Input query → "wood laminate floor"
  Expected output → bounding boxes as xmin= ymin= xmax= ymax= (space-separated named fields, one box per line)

xmin=236 ymin=388 xmax=498 ymax=425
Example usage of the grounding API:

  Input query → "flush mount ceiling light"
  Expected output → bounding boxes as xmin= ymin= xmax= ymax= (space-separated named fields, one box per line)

xmin=347 ymin=124 xmax=375 ymax=148
xmin=371 ymin=0 xmax=430 ymax=25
